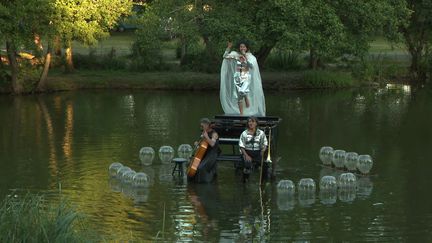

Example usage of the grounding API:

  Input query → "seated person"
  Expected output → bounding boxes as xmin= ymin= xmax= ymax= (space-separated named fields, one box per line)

xmin=188 ymin=118 xmax=220 ymax=183
xmin=239 ymin=116 xmax=268 ymax=181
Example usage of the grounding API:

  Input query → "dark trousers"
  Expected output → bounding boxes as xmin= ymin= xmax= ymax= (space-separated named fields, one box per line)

xmin=236 ymin=149 xmax=270 ymax=181
xmin=243 ymin=150 xmax=262 ymax=170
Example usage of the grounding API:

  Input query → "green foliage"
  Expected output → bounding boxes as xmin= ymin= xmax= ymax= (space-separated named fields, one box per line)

xmin=18 ymin=63 xmax=42 ymax=92
xmin=0 ymin=0 xmax=134 ymax=93
xmin=74 ymin=48 xmax=127 ymax=70
xmin=0 ymin=67 xmax=11 ymax=91
xmin=132 ymin=9 xmax=164 ymax=70
xmin=0 ymin=0 xmax=49 ymax=45
xmin=351 ymin=55 xmax=409 ymax=83
xmin=181 ymin=51 xmax=220 ymax=73
xmin=132 ymin=0 xmax=408 ymax=72
xmin=399 ymin=0 xmax=432 ymax=82
xmin=265 ymin=50 xmax=303 ymax=71
xmin=52 ymin=0 xmax=133 ymax=46
xmin=302 ymin=70 xmax=355 ymax=88
xmin=0 ymin=194 xmax=100 ymax=242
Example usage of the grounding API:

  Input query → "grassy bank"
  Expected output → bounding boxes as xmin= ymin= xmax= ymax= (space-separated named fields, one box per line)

xmin=2 ymin=32 xmax=409 ymax=93
xmin=0 ymin=194 xmax=101 ymax=242
xmin=38 ymin=69 xmax=361 ymax=92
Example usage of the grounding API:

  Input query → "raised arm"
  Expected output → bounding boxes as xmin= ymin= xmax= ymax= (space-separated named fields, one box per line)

xmin=223 ymin=41 xmax=235 ymax=59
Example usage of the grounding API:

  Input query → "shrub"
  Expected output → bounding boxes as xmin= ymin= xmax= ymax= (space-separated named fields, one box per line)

xmin=74 ymin=49 xmax=127 ymax=70
xmin=265 ymin=50 xmax=303 ymax=70
xmin=351 ymin=54 xmax=409 ymax=83
xmin=180 ymin=51 xmax=220 ymax=73
xmin=302 ymin=70 xmax=354 ymax=88
xmin=131 ymin=11 xmax=164 ymax=71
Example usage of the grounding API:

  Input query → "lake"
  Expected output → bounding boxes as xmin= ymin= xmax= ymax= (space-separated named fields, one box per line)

xmin=0 ymin=87 xmax=431 ymax=242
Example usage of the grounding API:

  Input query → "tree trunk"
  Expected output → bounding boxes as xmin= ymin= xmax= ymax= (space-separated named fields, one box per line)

xmin=6 ymin=40 xmax=22 ymax=94
xmin=180 ymin=36 xmax=188 ymax=65
xmin=64 ymin=42 xmax=74 ymax=73
xmin=426 ymin=45 xmax=431 ymax=80
xmin=308 ymin=48 xmax=319 ymax=70
xmin=406 ymin=38 xmax=426 ymax=84
xmin=54 ymin=36 xmax=62 ymax=56
xmin=37 ymin=43 xmax=52 ymax=92
xmin=401 ymin=3 xmax=428 ymax=85
xmin=255 ymin=45 xmax=274 ymax=68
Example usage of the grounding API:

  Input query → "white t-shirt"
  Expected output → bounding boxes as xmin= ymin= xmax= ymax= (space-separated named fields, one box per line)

xmin=239 ymin=129 xmax=268 ymax=151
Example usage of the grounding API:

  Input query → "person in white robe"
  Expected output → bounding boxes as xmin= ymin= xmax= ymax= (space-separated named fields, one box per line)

xmin=220 ymin=41 xmax=266 ymax=116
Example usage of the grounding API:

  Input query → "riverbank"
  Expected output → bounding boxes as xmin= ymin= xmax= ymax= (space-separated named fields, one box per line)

xmin=0 ymin=69 xmax=368 ymax=94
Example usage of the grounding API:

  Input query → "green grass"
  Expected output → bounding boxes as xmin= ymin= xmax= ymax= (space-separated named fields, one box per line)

xmin=46 ymin=69 xmax=221 ymax=91
xmin=1 ymin=34 xmax=414 ymax=93
xmin=302 ymin=70 xmax=356 ymax=88
xmin=43 ymin=69 xmax=364 ymax=91
xmin=0 ymin=193 xmax=101 ymax=242
xmin=369 ymin=37 xmax=407 ymax=53
xmin=72 ymin=32 xmax=136 ymax=56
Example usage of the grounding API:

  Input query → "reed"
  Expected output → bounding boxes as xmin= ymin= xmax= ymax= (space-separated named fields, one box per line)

xmin=0 ymin=193 xmax=100 ymax=243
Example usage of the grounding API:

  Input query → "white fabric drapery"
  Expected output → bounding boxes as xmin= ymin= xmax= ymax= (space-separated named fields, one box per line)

xmin=220 ymin=51 xmax=266 ymax=116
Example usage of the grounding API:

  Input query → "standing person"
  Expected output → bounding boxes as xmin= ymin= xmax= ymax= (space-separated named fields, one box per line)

xmin=188 ymin=118 xmax=220 ymax=183
xmin=239 ymin=116 xmax=268 ymax=181
xmin=220 ymin=40 xmax=266 ymax=116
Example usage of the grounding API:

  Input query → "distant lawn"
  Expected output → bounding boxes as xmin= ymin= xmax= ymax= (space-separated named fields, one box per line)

xmin=369 ymin=37 xmax=407 ymax=53
xmin=72 ymin=32 xmax=136 ymax=56
xmin=72 ymin=33 xmax=409 ymax=59
xmin=72 ymin=32 xmax=178 ymax=62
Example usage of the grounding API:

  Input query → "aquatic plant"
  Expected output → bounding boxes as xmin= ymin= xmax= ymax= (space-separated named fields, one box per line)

xmin=0 ymin=193 xmax=100 ymax=242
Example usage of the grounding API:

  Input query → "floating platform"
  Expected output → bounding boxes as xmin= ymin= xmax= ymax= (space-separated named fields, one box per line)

xmin=212 ymin=114 xmax=282 ymax=163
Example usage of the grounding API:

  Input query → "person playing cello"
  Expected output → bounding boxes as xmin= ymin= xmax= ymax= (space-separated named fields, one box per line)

xmin=188 ymin=118 xmax=220 ymax=183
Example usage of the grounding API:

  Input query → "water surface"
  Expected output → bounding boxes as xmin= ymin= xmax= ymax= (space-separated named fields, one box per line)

xmin=0 ymin=88 xmax=431 ymax=242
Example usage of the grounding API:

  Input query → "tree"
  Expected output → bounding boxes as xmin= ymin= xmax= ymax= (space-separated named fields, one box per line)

xmin=52 ymin=0 xmax=133 ymax=73
xmin=400 ymin=0 xmax=432 ymax=83
xmin=0 ymin=0 xmax=48 ymax=93
xmin=137 ymin=0 xmax=406 ymax=71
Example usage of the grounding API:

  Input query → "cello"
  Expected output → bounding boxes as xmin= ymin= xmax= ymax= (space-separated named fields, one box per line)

xmin=186 ymin=137 xmax=209 ymax=178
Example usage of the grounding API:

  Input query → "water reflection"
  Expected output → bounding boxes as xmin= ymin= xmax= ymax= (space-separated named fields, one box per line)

xmin=158 ymin=164 xmax=173 ymax=183
xmin=62 ymin=102 xmax=74 ymax=162
xmin=357 ymin=177 xmax=374 ymax=198
xmin=298 ymin=190 xmax=316 ymax=207
xmin=108 ymin=178 xmax=121 ymax=192
xmin=236 ymin=205 xmax=268 ymax=242
xmin=2 ymin=88 xmax=432 ymax=241
xmin=122 ymin=94 xmax=136 ymax=127
xmin=319 ymin=167 xmax=373 ymax=203
xmin=319 ymin=189 xmax=337 ymax=205
xmin=186 ymin=184 xmax=221 ymax=241
xmin=140 ymin=165 xmax=155 ymax=186
xmin=277 ymin=191 xmax=296 ymax=211
xmin=108 ymin=178 xmax=150 ymax=203
xmin=338 ymin=188 xmax=357 ymax=203
xmin=133 ymin=187 xmax=150 ymax=204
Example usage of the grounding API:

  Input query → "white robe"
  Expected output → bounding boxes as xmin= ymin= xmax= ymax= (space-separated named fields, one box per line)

xmin=220 ymin=50 xmax=266 ymax=116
